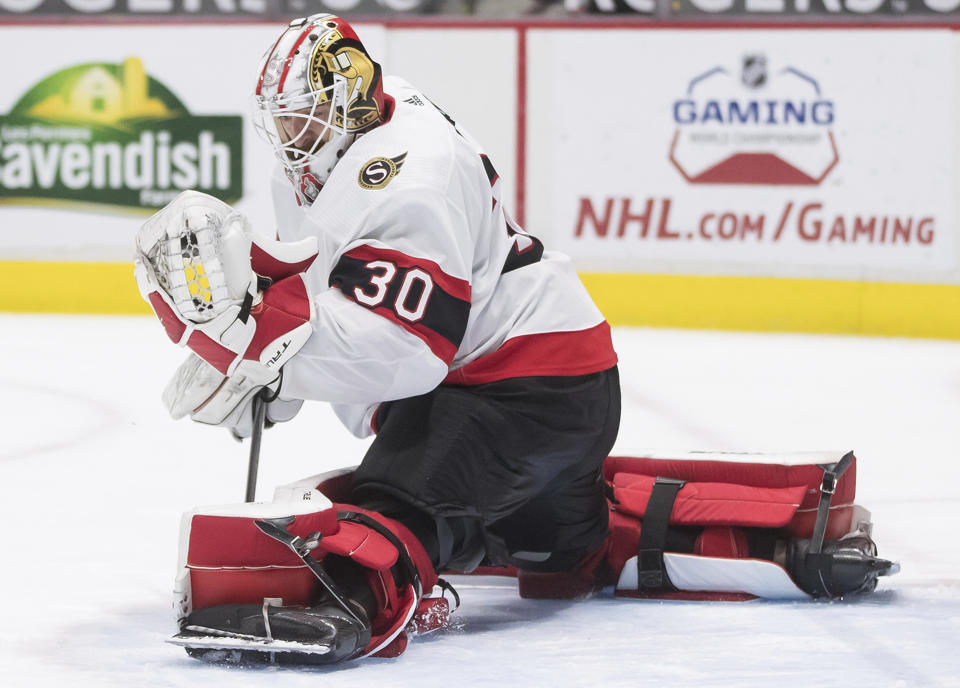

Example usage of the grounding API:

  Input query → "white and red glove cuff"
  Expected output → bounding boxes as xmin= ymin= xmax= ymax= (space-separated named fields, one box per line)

xmin=137 ymin=259 xmax=316 ymax=377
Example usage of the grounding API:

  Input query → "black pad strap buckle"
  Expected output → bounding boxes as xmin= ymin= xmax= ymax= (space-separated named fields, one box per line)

xmin=809 ymin=451 xmax=855 ymax=556
xmin=636 ymin=477 xmax=686 ymax=593
xmin=820 ymin=471 xmax=838 ymax=495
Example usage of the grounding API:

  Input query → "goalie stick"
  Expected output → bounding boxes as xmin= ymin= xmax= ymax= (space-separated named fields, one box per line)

xmin=244 ymin=392 xmax=268 ymax=503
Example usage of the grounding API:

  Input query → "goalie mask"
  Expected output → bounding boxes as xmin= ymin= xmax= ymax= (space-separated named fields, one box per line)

xmin=253 ymin=14 xmax=388 ymax=205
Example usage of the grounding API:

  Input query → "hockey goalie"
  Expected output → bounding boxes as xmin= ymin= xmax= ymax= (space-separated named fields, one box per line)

xmin=133 ymin=13 xmax=897 ymax=666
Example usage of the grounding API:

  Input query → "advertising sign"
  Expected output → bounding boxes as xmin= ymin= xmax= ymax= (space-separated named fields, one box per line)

xmin=668 ymin=55 xmax=838 ymax=186
xmin=0 ymin=57 xmax=242 ymax=212
xmin=528 ymin=29 xmax=955 ymax=282
xmin=669 ymin=0 xmax=960 ymax=16
xmin=0 ymin=23 xmax=361 ymax=260
xmin=575 ymin=0 xmax=656 ymax=13
xmin=0 ymin=0 xmax=441 ymax=17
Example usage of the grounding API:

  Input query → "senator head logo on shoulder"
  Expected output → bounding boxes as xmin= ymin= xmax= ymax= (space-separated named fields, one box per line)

xmin=358 ymin=153 xmax=407 ymax=190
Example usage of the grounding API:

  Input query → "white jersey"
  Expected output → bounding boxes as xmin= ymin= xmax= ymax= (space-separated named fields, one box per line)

xmin=272 ymin=76 xmax=617 ymax=436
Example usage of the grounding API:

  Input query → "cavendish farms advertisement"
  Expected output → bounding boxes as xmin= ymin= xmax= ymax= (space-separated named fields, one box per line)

xmin=0 ymin=57 xmax=242 ymax=213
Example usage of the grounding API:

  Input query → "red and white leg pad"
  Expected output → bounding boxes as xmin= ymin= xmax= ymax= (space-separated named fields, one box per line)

xmin=603 ymin=450 xmax=866 ymax=600
xmin=517 ymin=450 xmax=879 ymax=601
xmin=172 ymin=479 xmax=448 ymax=660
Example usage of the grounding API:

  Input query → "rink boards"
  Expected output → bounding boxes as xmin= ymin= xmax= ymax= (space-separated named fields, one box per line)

xmin=0 ymin=20 xmax=958 ymax=338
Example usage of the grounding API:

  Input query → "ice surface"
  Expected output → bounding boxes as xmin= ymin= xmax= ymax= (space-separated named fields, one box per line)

xmin=1 ymin=315 xmax=958 ymax=687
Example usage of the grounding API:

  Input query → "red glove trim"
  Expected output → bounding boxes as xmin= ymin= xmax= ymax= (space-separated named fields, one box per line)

xmin=244 ymin=275 xmax=312 ymax=364
xmin=148 ymin=291 xmax=187 ymax=344
xmin=186 ymin=330 xmax=236 ymax=375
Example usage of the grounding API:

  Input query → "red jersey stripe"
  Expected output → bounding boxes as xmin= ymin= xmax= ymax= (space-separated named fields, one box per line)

xmin=444 ymin=322 xmax=618 ymax=386
xmin=335 ymin=297 xmax=459 ymax=365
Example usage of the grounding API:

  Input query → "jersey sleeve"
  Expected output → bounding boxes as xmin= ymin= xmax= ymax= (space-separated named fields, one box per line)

xmin=327 ymin=240 xmax=471 ymax=365
xmin=281 ymin=287 xmax=450 ymax=406
xmin=280 ymin=186 xmax=473 ymax=410
xmin=330 ymin=400 xmax=378 ymax=439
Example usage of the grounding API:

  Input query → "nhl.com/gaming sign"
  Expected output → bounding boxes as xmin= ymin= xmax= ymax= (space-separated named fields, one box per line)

xmin=669 ymin=54 xmax=838 ymax=186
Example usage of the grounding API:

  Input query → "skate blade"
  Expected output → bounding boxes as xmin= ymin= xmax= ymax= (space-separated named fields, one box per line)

xmin=880 ymin=560 xmax=901 ymax=577
xmin=167 ymin=629 xmax=333 ymax=655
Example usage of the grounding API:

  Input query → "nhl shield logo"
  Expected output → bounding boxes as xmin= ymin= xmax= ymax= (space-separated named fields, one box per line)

xmin=741 ymin=54 xmax=767 ymax=90
xmin=669 ymin=56 xmax=838 ymax=186
xmin=358 ymin=152 xmax=407 ymax=190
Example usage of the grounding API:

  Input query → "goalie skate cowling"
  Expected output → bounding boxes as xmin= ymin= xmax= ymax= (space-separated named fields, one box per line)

xmin=785 ymin=535 xmax=900 ymax=598
xmin=171 ymin=601 xmax=372 ymax=666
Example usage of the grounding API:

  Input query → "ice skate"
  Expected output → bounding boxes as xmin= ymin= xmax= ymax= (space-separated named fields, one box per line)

xmin=785 ymin=533 xmax=900 ymax=598
xmin=171 ymin=598 xmax=371 ymax=665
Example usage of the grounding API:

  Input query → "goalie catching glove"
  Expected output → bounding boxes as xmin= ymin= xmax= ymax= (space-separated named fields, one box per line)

xmin=134 ymin=190 xmax=318 ymax=429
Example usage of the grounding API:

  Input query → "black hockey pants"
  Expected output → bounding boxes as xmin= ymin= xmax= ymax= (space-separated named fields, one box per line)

xmin=350 ymin=366 xmax=621 ymax=573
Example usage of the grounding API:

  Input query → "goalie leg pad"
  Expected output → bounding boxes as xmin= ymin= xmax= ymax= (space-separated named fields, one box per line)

xmin=173 ymin=494 xmax=446 ymax=664
xmin=694 ymin=527 xmax=750 ymax=558
xmin=521 ymin=452 xmax=896 ymax=601
xmin=608 ymin=453 xmax=896 ymax=599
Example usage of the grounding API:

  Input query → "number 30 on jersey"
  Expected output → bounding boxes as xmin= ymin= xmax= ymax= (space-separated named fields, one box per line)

xmin=353 ymin=260 xmax=434 ymax=323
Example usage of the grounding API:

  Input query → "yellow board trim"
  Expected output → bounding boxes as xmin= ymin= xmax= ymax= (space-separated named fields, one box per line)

xmin=580 ymin=273 xmax=960 ymax=340
xmin=0 ymin=261 xmax=150 ymax=315
xmin=3 ymin=262 xmax=960 ymax=340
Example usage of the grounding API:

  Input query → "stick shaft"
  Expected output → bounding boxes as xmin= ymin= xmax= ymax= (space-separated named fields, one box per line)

xmin=245 ymin=393 xmax=267 ymax=502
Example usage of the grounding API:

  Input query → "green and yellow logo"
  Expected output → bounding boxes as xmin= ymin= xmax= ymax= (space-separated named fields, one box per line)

xmin=0 ymin=57 xmax=242 ymax=212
